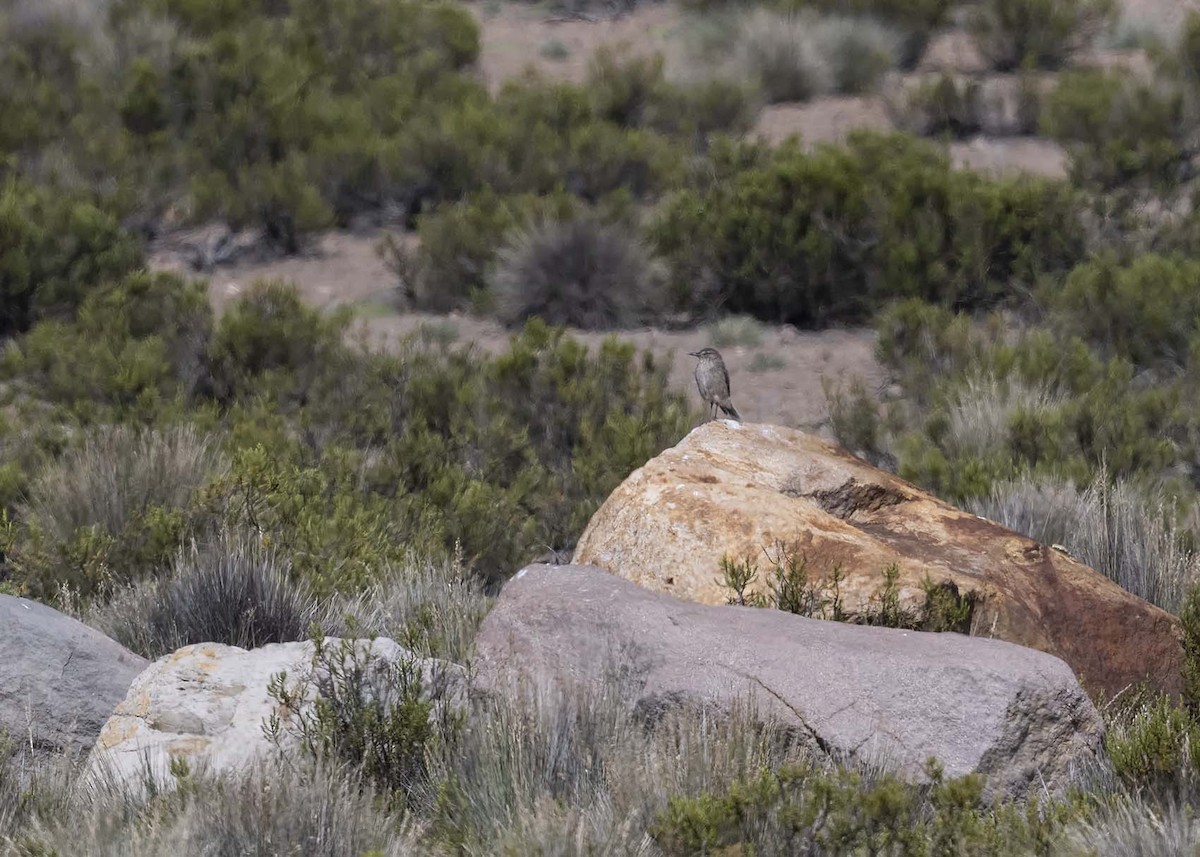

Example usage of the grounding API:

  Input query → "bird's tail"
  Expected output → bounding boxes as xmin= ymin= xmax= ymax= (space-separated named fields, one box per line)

xmin=719 ymin=401 xmax=742 ymax=422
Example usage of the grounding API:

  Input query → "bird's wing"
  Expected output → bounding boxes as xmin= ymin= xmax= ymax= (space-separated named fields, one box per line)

xmin=722 ymin=363 xmax=731 ymax=394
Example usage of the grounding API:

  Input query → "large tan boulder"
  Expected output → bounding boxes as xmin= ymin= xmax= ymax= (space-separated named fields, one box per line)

xmin=573 ymin=422 xmax=1182 ymax=699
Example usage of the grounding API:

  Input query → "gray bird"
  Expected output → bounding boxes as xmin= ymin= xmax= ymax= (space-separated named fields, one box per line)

xmin=688 ymin=347 xmax=742 ymax=422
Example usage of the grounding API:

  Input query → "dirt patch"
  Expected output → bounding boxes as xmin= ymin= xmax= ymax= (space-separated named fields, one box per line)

xmin=473 ymin=0 xmax=689 ymax=91
xmin=150 ymin=226 xmax=884 ymax=433
xmin=949 ymin=137 xmax=1069 ymax=179
xmin=364 ymin=305 xmax=884 ymax=433
xmin=754 ymin=97 xmax=894 ymax=147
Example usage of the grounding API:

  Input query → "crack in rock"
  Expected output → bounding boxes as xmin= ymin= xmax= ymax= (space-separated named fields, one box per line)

xmin=730 ymin=669 xmax=836 ymax=759
xmin=786 ymin=477 xmax=910 ymax=520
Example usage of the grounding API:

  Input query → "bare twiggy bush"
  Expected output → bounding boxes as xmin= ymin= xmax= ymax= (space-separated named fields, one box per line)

xmin=735 ymin=10 xmax=832 ymax=104
xmin=323 ymin=548 xmax=491 ymax=663
xmin=814 ymin=16 xmax=902 ymax=95
xmin=728 ymin=10 xmax=899 ymax=103
xmin=22 ymin=423 xmax=223 ymax=549
xmin=967 ymin=471 xmax=1200 ymax=612
xmin=492 ymin=215 xmax=664 ymax=331
xmin=970 ymin=0 xmax=1118 ymax=71
xmin=86 ymin=529 xmax=322 ymax=659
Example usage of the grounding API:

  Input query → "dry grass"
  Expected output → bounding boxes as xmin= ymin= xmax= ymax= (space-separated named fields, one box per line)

xmin=967 ymin=471 xmax=1200 ymax=612
xmin=726 ymin=10 xmax=901 ymax=104
xmin=943 ymin=375 xmax=1065 ymax=461
xmin=706 ymin=314 xmax=766 ymax=348
xmin=3 ymin=645 xmax=1197 ymax=854
xmin=86 ymin=528 xmax=322 ymax=660
xmin=1063 ymin=798 xmax=1200 ymax=856
xmin=734 ymin=10 xmax=832 ymax=104
xmin=3 ymin=756 xmax=421 ymax=856
xmin=815 ymin=15 xmax=903 ymax=96
xmin=22 ymin=423 xmax=223 ymax=549
xmin=424 ymin=672 xmax=807 ymax=851
xmin=323 ymin=548 xmax=492 ymax=663
xmin=87 ymin=539 xmax=493 ymax=663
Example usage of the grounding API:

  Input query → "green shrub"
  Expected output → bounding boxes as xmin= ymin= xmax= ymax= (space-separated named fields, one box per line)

xmin=1106 ymin=694 xmax=1200 ymax=794
xmin=87 ymin=528 xmax=321 ymax=659
xmin=95 ymin=0 xmax=484 ymax=244
xmin=209 ymin=279 xmax=350 ymax=404
xmin=0 ymin=5 xmax=97 ymax=158
xmin=646 ymin=77 xmax=763 ymax=143
xmin=3 ymin=325 xmax=178 ymax=424
xmin=201 ymin=442 xmax=412 ymax=596
xmin=589 ymin=48 xmax=670 ymax=127
xmin=969 ymin=0 xmax=1117 ymax=70
xmin=726 ymin=0 xmax=949 ymax=68
xmin=721 ymin=546 xmax=978 ymax=631
xmin=397 ymin=190 xmax=662 ymax=319
xmin=866 ymin=297 xmax=1192 ymax=503
xmin=650 ymin=760 xmax=1067 ymax=855
xmin=653 ymin=133 xmax=1086 ymax=326
xmin=1050 ymin=254 xmax=1200 ymax=368
xmin=891 ymin=74 xmax=983 ymax=138
xmin=1183 ymin=584 xmax=1200 ymax=716
xmin=0 ymin=180 xmax=143 ymax=336
xmin=491 ymin=213 xmax=664 ymax=330
xmin=266 ymin=632 xmax=456 ymax=804
xmin=393 ymin=191 xmax=533 ymax=313
xmin=4 ymin=273 xmax=692 ymax=594
xmin=1042 ymin=70 xmax=1189 ymax=193
xmin=0 ymin=271 xmax=211 ymax=421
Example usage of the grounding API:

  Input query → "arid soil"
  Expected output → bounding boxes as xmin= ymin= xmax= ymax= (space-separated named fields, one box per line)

xmin=152 ymin=228 xmax=883 ymax=433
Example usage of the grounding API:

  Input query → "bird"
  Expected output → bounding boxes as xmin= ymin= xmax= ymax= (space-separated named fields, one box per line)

xmin=688 ymin=347 xmax=742 ymax=422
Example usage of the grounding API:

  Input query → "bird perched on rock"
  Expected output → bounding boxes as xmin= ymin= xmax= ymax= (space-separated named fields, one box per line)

xmin=688 ymin=347 xmax=742 ymax=422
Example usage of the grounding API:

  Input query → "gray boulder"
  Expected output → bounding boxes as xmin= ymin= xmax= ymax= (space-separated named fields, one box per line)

xmin=472 ymin=565 xmax=1106 ymax=800
xmin=85 ymin=638 xmax=463 ymax=790
xmin=0 ymin=595 xmax=148 ymax=758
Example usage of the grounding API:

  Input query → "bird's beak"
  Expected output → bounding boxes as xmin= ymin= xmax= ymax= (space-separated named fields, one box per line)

xmin=687 ymin=351 xmax=699 ymax=357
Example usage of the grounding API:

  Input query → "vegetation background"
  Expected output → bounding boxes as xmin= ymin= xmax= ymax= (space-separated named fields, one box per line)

xmin=6 ymin=0 xmax=1200 ymax=851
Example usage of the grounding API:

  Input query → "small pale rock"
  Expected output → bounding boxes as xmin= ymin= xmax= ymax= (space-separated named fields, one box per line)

xmin=85 ymin=638 xmax=462 ymax=789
